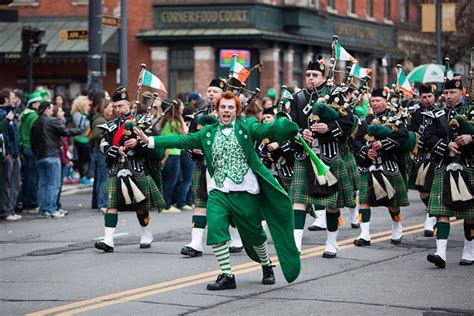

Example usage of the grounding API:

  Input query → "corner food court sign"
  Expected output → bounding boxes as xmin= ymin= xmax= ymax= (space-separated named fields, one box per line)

xmin=157 ymin=8 xmax=250 ymax=28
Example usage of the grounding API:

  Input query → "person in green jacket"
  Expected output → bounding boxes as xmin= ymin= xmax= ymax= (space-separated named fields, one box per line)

xmin=135 ymin=91 xmax=301 ymax=291
xmin=19 ymin=91 xmax=43 ymax=210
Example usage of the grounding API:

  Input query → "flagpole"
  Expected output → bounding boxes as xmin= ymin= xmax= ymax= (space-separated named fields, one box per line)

xmin=328 ymin=35 xmax=338 ymax=88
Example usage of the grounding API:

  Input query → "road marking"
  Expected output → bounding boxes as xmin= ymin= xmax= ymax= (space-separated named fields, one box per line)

xmin=92 ymin=233 xmax=129 ymax=240
xmin=27 ymin=220 xmax=461 ymax=316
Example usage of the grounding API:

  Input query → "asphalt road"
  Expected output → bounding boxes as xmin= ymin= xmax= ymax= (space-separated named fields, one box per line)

xmin=0 ymin=189 xmax=473 ymax=316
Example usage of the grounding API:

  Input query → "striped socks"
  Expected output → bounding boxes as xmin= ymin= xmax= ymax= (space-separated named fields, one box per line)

xmin=253 ymin=241 xmax=271 ymax=266
xmin=212 ymin=243 xmax=232 ymax=277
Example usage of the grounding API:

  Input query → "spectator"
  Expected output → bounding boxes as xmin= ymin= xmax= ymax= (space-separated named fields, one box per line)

xmin=53 ymin=104 xmax=71 ymax=215
xmin=19 ymin=91 xmax=43 ymax=211
xmin=71 ymin=95 xmax=92 ymax=186
xmin=261 ymin=97 xmax=273 ymax=110
xmin=90 ymin=98 xmax=114 ymax=212
xmin=0 ymin=89 xmax=22 ymax=221
xmin=31 ymin=101 xmax=82 ymax=218
xmin=160 ymin=99 xmax=188 ymax=213
xmin=12 ymin=89 xmax=26 ymax=114
xmin=54 ymin=94 xmax=72 ymax=123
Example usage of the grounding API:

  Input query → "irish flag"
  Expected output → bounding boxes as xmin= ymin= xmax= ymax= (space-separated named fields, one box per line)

xmin=141 ymin=70 xmax=167 ymax=93
xmin=397 ymin=70 xmax=414 ymax=96
xmin=350 ymin=63 xmax=372 ymax=79
xmin=334 ymin=42 xmax=357 ymax=62
xmin=229 ymin=55 xmax=250 ymax=83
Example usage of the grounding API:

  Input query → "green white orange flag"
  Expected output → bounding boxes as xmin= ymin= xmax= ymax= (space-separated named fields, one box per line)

xmin=281 ymin=89 xmax=293 ymax=101
xmin=229 ymin=55 xmax=250 ymax=83
xmin=334 ymin=42 xmax=357 ymax=62
xmin=141 ymin=70 xmax=167 ymax=93
xmin=350 ymin=63 xmax=372 ymax=79
xmin=397 ymin=69 xmax=414 ymax=96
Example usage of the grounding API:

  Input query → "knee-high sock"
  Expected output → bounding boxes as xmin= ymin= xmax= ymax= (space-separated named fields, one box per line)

xmin=434 ymin=222 xmax=450 ymax=261
xmin=326 ymin=211 xmax=340 ymax=232
xmin=421 ymin=196 xmax=430 ymax=208
xmin=359 ymin=208 xmax=371 ymax=223
xmin=294 ymin=210 xmax=306 ymax=252
xmin=389 ymin=209 xmax=402 ymax=222
xmin=212 ymin=243 xmax=232 ymax=276
xmin=253 ymin=241 xmax=271 ymax=266
xmin=103 ymin=213 xmax=118 ymax=247
xmin=137 ymin=211 xmax=150 ymax=227
xmin=463 ymin=221 xmax=474 ymax=241
xmin=187 ymin=215 xmax=206 ymax=251
xmin=461 ymin=221 xmax=474 ymax=261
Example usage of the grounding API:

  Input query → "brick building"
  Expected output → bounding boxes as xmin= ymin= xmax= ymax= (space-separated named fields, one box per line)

xmin=0 ymin=0 xmax=421 ymax=100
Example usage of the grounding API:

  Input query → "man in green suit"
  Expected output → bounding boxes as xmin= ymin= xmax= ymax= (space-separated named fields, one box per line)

xmin=135 ymin=91 xmax=301 ymax=290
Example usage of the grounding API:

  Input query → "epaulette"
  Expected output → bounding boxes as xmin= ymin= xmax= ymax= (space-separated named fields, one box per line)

xmin=98 ymin=120 xmax=118 ymax=132
xmin=433 ymin=109 xmax=445 ymax=118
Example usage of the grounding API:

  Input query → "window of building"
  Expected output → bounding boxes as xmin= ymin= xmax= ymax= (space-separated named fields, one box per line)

xmin=328 ymin=0 xmax=335 ymax=10
xmin=71 ymin=0 xmax=88 ymax=5
xmin=9 ymin=0 xmax=38 ymax=5
xmin=279 ymin=50 xmax=285 ymax=88
xmin=366 ymin=0 xmax=373 ymax=17
xmin=347 ymin=0 xmax=355 ymax=14
xmin=308 ymin=0 xmax=318 ymax=9
xmin=384 ymin=0 xmax=391 ymax=20
xmin=168 ymin=49 xmax=194 ymax=98
xmin=400 ymin=0 xmax=407 ymax=22
xmin=293 ymin=52 xmax=303 ymax=89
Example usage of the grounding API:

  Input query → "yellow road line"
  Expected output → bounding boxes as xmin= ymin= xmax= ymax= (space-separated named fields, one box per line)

xmin=28 ymin=220 xmax=461 ymax=316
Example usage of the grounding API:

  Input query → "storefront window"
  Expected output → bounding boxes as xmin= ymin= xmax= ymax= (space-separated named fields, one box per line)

xmin=293 ymin=52 xmax=303 ymax=89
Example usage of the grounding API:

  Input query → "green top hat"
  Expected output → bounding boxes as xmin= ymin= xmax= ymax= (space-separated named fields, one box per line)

xmin=27 ymin=91 xmax=43 ymax=107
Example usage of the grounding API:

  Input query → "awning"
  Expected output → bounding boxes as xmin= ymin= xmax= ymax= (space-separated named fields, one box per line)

xmin=0 ymin=17 xmax=118 ymax=59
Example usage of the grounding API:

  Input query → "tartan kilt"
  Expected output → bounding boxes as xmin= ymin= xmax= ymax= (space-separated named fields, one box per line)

xmin=192 ymin=165 xmax=207 ymax=208
xmin=428 ymin=170 xmax=474 ymax=219
xmin=342 ymin=151 xmax=360 ymax=191
xmin=289 ymin=157 xmax=355 ymax=209
xmin=359 ymin=171 xmax=410 ymax=208
xmin=105 ymin=174 xmax=165 ymax=212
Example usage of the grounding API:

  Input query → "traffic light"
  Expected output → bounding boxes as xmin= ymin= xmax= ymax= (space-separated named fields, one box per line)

xmin=21 ymin=26 xmax=47 ymax=60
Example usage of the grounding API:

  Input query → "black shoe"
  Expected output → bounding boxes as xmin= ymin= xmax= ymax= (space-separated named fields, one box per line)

xmin=351 ymin=223 xmax=360 ymax=229
xmin=308 ymin=225 xmax=326 ymax=231
xmin=229 ymin=246 xmax=243 ymax=253
xmin=424 ymin=230 xmax=434 ymax=237
xmin=262 ymin=265 xmax=276 ymax=285
xmin=139 ymin=243 xmax=151 ymax=249
xmin=391 ymin=237 xmax=402 ymax=245
xmin=181 ymin=246 xmax=203 ymax=257
xmin=95 ymin=241 xmax=114 ymax=252
xmin=427 ymin=253 xmax=446 ymax=268
xmin=459 ymin=259 xmax=473 ymax=266
xmin=322 ymin=251 xmax=337 ymax=258
xmin=353 ymin=238 xmax=371 ymax=246
xmin=207 ymin=273 xmax=236 ymax=291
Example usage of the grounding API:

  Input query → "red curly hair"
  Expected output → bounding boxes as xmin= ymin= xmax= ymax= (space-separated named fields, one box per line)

xmin=215 ymin=91 xmax=242 ymax=114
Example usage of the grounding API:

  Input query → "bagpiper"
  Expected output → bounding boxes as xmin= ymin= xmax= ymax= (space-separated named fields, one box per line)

xmin=288 ymin=58 xmax=356 ymax=256
xmin=94 ymin=86 xmax=165 ymax=252
xmin=408 ymin=83 xmax=438 ymax=236
xmin=352 ymin=87 xmax=410 ymax=246
xmin=424 ymin=74 xmax=474 ymax=267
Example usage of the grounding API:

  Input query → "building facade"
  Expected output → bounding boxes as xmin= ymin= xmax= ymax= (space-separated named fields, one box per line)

xmin=0 ymin=0 xmax=423 ymax=100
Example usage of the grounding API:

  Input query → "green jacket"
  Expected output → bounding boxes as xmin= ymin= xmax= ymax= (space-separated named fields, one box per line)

xmin=151 ymin=115 xmax=301 ymax=283
xmin=19 ymin=108 xmax=39 ymax=148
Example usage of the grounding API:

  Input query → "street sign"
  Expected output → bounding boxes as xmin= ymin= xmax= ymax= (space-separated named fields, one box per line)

xmin=102 ymin=15 xmax=121 ymax=27
xmin=59 ymin=29 xmax=88 ymax=40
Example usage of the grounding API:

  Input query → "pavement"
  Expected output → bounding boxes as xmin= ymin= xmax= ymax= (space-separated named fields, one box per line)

xmin=0 ymin=189 xmax=473 ymax=316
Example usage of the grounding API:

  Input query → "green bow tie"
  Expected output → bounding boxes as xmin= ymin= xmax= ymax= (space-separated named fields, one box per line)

xmin=219 ymin=123 xmax=233 ymax=129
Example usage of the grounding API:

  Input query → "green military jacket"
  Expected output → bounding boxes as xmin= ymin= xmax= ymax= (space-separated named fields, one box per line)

xmin=151 ymin=115 xmax=301 ymax=283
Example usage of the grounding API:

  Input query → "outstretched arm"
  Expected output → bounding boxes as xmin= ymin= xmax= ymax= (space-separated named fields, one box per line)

xmin=134 ymin=127 xmax=202 ymax=151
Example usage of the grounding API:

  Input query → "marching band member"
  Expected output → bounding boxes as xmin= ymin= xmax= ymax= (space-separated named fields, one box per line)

xmin=424 ymin=75 xmax=474 ymax=267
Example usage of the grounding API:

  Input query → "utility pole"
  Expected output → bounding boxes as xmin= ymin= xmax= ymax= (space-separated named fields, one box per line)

xmin=119 ymin=0 xmax=128 ymax=86
xmin=435 ymin=0 xmax=442 ymax=64
xmin=87 ymin=0 xmax=103 ymax=95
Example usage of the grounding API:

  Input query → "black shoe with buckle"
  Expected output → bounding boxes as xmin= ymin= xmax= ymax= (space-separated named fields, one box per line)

xmin=427 ymin=253 xmax=446 ymax=268
xmin=390 ymin=237 xmax=403 ymax=245
xmin=262 ymin=265 xmax=276 ymax=285
xmin=139 ymin=243 xmax=151 ymax=249
xmin=229 ymin=246 xmax=243 ymax=253
xmin=95 ymin=241 xmax=114 ymax=253
xmin=322 ymin=251 xmax=337 ymax=258
xmin=351 ymin=223 xmax=360 ymax=229
xmin=353 ymin=238 xmax=371 ymax=246
xmin=181 ymin=246 xmax=203 ymax=257
xmin=207 ymin=273 xmax=236 ymax=291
